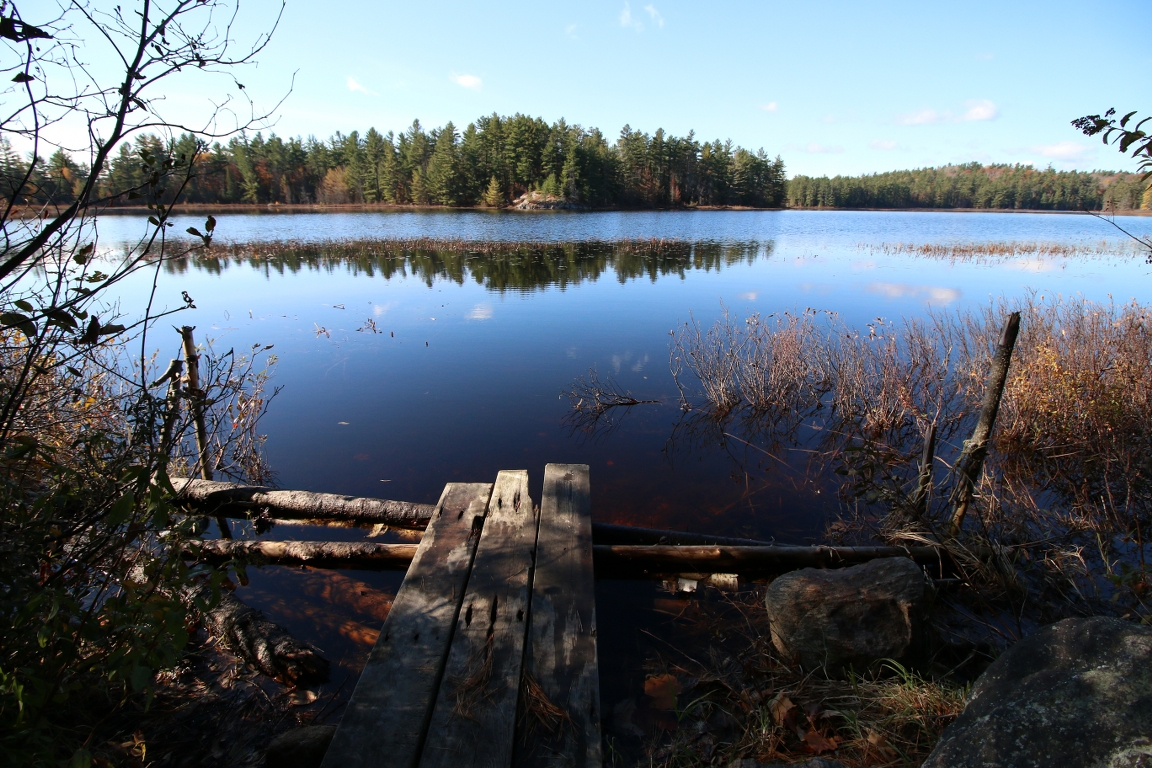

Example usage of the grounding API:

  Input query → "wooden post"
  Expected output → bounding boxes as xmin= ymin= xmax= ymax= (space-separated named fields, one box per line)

xmin=911 ymin=420 xmax=936 ymax=518
xmin=950 ymin=311 xmax=1021 ymax=536
xmin=179 ymin=326 xmax=229 ymax=538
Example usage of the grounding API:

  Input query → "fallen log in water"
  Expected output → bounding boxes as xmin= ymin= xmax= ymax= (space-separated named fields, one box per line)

xmin=190 ymin=539 xmax=419 ymax=570
xmin=188 ymin=539 xmax=946 ymax=577
xmin=188 ymin=583 xmax=330 ymax=686
xmin=591 ymin=544 xmax=946 ymax=577
xmin=173 ymin=478 xmax=435 ymax=528
xmin=171 ymin=478 xmax=783 ymax=547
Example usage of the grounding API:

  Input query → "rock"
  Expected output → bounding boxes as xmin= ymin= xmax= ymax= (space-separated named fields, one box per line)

xmin=511 ymin=191 xmax=583 ymax=210
xmin=727 ymin=759 xmax=845 ymax=768
xmin=923 ymin=616 xmax=1152 ymax=768
xmin=764 ymin=557 xmax=931 ymax=672
xmin=265 ymin=725 xmax=336 ymax=768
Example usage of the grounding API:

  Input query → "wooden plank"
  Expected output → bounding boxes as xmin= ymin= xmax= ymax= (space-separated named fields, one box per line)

xmin=514 ymin=464 xmax=601 ymax=768
xmin=418 ymin=470 xmax=538 ymax=768
xmin=321 ymin=482 xmax=492 ymax=768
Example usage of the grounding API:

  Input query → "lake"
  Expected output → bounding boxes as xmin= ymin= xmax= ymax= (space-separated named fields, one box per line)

xmin=96 ymin=208 xmax=1152 ymax=717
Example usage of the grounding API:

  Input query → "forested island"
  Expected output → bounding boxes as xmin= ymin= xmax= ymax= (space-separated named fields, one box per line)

xmin=5 ymin=114 xmax=1148 ymax=212
xmin=1 ymin=114 xmax=787 ymax=210
xmin=788 ymin=163 xmax=1149 ymax=211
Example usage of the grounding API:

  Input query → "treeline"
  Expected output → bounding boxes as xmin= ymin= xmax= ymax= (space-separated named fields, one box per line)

xmin=787 ymin=163 xmax=1150 ymax=211
xmin=1 ymin=115 xmax=787 ymax=210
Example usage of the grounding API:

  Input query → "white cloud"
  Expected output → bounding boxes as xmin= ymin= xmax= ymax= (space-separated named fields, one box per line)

xmin=468 ymin=304 xmax=493 ymax=320
xmin=450 ymin=73 xmax=482 ymax=90
xmin=619 ymin=2 xmax=643 ymax=30
xmin=803 ymin=142 xmax=844 ymax=154
xmin=975 ymin=52 xmax=995 ymax=61
xmin=1031 ymin=141 xmax=1092 ymax=162
xmin=961 ymin=99 xmax=999 ymax=122
xmin=899 ymin=100 xmax=999 ymax=126
xmin=737 ymin=291 xmax=758 ymax=301
xmin=870 ymin=139 xmax=899 ymax=150
xmin=565 ymin=23 xmax=578 ymax=39
xmin=644 ymin=4 xmax=664 ymax=26
xmin=866 ymin=282 xmax=961 ymax=304
xmin=760 ymin=102 xmax=778 ymax=112
xmin=899 ymin=108 xmax=946 ymax=126
xmin=347 ymin=77 xmax=376 ymax=96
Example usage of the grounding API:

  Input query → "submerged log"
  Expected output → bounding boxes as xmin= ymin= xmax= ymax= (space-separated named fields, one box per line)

xmin=188 ymin=538 xmax=947 ymax=577
xmin=590 ymin=522 xmax=778 ymax=547
xmin=592 ymin=544 xmax=945 ymax=576
xmin=190 ymin=539 xmax=418 ymax=570
xmin=190 ymin=584 xmax=330 ymax=686
xmin=172 ymin=478 xmax=436 ymax=529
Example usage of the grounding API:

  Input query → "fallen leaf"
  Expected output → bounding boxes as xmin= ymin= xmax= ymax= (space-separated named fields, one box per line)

xmin=644 ymin=673 xmax=683 ymax=710
xmin=804 ymin=729 xmax=838 ymax=754
xmin=768 ymin=692 xmax=795 ymax=726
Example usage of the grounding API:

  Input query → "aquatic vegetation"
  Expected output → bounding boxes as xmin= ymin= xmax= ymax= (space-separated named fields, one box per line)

xmin=670 ymin=295 xmax=1152 ymax=620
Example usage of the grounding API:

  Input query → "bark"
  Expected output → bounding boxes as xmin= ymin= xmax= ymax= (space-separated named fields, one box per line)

xmin=190 ymin=539 xmax=419 ymax=570
xmin=172 ymin=478 xmax=436 ymax=528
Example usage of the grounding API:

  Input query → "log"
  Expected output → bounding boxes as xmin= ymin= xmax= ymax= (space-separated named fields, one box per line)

xmin=951 ymin=311 xmax=1020 ymax=535
xmin=592 ymin=544 xmax=946 ymax=577
xmin=186 ymin=539 xmax=953 ymax=577
xmin=189 ymin=539 xmax=418 ymax=570
xmin=172 ymin=477 xmax=783 ymax=547
xmin=172 ymin=477 xmax=436 ymax=529
xmin=591 ymin=521 xmax=779 ymax=547
xmin=189 ymin=583 xmax=330 ymax=686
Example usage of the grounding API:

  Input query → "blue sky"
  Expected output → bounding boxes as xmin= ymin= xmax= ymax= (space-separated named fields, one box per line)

xmin=72 ymin=0 xmax=1152 ymax=177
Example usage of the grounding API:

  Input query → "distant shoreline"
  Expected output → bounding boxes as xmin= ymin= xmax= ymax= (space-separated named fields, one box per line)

xmin=14 ymin=202 xmax=1151 ymax=217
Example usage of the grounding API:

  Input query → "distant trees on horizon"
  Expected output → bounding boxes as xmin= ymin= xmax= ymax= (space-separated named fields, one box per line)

xmin=787 ymin=163 xmax=1149 ymax=211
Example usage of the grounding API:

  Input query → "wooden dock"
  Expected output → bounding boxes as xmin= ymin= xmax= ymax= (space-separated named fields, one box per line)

xmin=320 ymin=464 xmax=601 ymax=768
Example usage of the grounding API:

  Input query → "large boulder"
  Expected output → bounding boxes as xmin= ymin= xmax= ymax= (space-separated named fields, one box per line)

xmin=764 ymin=557 xmax=931 ymax=672
xmin=923 ymin=616 xmax=1152 ymax=768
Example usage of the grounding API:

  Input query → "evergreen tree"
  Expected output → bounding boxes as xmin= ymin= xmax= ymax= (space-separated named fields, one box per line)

xmin=482 ymin=175 xmax=504 ymax=207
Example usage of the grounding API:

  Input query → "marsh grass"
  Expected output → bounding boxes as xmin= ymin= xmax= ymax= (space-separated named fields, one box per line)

xmin=670 ymin=295 xmax=1152 ymax=621
xmin=859 ymin=239 xmax=1143 ymax=261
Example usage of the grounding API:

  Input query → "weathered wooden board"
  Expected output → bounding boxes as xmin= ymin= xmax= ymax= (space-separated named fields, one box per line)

xmin=418 ymin=470 xmax=538 ymax=768
xmin=514 ymin=464 xmax=601 ymax=768
xmin=320 ymin=482 xmax=492 ymax=768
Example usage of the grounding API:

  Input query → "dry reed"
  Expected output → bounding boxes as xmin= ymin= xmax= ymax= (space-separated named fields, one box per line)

xmin=670 ymin=295 xmax=1152 ymax=619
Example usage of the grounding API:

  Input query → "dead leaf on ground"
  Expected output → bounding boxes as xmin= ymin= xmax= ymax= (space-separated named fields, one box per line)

xmin=804 ymin=729 xmax=838 ymax=754
xmin=644 ymin=673 xmax=683 ymax=710
xmin=768 ymin=692 xmax=795 ymax=726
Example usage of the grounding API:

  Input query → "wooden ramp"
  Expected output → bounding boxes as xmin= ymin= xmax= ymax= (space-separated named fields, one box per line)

xmin=321 ymin=464 xmax=601 ymax=768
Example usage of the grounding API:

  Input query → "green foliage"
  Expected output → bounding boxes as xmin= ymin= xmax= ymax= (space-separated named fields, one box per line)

xmin=1074 ymin=108 xmax=1152 ymax=181
xmin=786 ymin=162 xmax=1142 ymax=211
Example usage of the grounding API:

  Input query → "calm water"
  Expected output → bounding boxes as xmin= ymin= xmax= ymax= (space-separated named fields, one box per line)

xmin=97 ymin=209 xmax=1152 ymax=719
